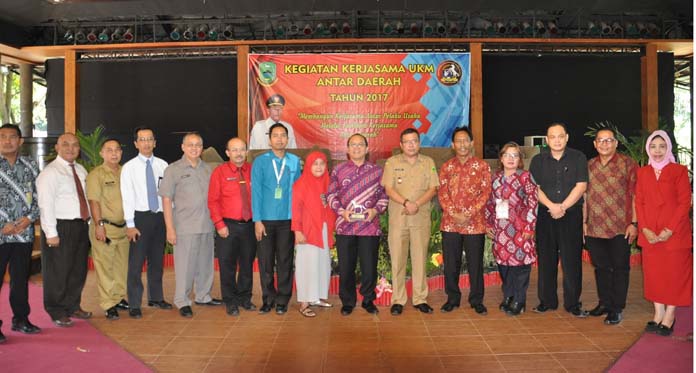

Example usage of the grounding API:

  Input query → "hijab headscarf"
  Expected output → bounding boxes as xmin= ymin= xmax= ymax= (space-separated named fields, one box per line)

xmin=293 ymin=151 xmax=335 ymax=247
xmin=645 ymin=130 xmax=676 ymax=170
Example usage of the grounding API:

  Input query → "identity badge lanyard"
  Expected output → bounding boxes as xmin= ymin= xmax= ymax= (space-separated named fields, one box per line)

xmin=272 ymin=157 xmax=286 ymax=199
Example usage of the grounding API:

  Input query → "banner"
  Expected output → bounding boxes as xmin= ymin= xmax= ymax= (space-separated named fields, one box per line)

xmin=248 ymin=53 xmax=470 ymax=160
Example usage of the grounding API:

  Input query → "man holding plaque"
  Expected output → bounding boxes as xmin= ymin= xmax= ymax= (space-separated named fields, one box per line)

xmin=327 ymin=134 xmax=389 ymax=316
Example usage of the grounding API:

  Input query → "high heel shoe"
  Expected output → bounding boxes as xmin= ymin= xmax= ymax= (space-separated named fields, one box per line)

xmin=657 ymin=319 xmax=675 ymax=337
xmin=645 ymin=321 xmax=660 ymax=333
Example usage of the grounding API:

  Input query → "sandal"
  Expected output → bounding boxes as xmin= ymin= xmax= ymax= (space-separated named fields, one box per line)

xmin=299 ymin=306 xmax=316 ymax=318
xmin=310 ymin=300 xmax=333 ymax=308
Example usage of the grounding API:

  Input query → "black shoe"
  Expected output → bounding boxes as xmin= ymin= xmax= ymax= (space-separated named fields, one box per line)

xmin=440 ymin=302 xmax=460 ymax=313
xmin=241 ymin=301 xmax=257 ymax=311
xmin=645 ymin=320 xmax=660 ymax=333
xmin=499 ymin=297 xmax=513 ymax=312
xmin=105 ymin=307 xmax=120 ymax=320
xmin=52 ymin=316 xmax=73 ymax=327
xmin=226 ymin=304 xmax=240 ymax=316
xmin=129 ymin=308 xmax=142 ymax=319
xmin=11 ymin=319 xmax=41 ymax=334
xmin=275 ymin=304 xmax=287 ymax=315
xmin=390 ymin=304 xmax=403 ymax=316
xmin=414 ymin=303 xmax=434 ymax=314
xmin=362 ymin=302 xmax=379 ymax=314
xmin=657 ymin=319 xmax=675 ymax=337
xmin=195 ymin=298 xmax=223 ymax=306
xmin=506 ymin=302 xmax=525 ymax=316
xmin=259 ymin=303 xmax=274 ymax=314
xmin=148 ymin=300 xmax=173 ymax=309
xmin=604 ymin=311 xmax=623 ymax=325
xmin=116 ymin=299 xmax=130 ymax=310
xmin=0 ymin=321 xmax=5 ymax=344
xmin=589 ymin=304 xmax=609 ymax=317
xmin=532 ymin=304 xmax=557 ymax=313
xmin=471 ymin=303 xmax=488 ymax=315
xmin=341 ymin=305 xmax=354 ymax=316
xmin=179 ymin=306 xmax=193 ymax=318
xmin=568 ymin=306 xmax=589 ymax=318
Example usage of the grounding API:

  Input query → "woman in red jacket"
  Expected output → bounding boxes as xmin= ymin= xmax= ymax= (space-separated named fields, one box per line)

xmin=292 ymin=151 xmax=336 ymax=317
xmin=636 ymin=130 xmax=692 ymax=337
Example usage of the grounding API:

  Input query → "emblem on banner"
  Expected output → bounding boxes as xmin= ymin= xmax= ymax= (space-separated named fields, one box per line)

xmin=257 ymin=62 xmax=278 ymax=86
xmin=436 ymin=60 xmax=462 ymax=86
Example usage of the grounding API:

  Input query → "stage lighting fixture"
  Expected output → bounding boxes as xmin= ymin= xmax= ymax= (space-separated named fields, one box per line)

xmin=123 ymin=28 xmax=134 ymax=42
xmin=436 ymin=22 xmax=446 ymax=35
xmin=509 ymin=21 xmax=520 ymax=34
xmin=273 ymin=24 xmax=285 ymax=37
xmin=449 ymin=22 xmax=459 ymax=35
xmin=494 ymin=22 xmax=506 ymax=34
xmin=208 ymin=26 xmax=219 ymax=40
xmin=522 ymin=21 xmax=532 ymax=34
xmin=196 ymin=25 xmax=209 ymax=40
xmin=183 ymin=26 xmax=194 ymax=40
xmin=611 ymin=22 xmax=623 ymax=35
xmin=111 ymin=27 xmax=124 ymax=41
xmin=87 ymin=28 xmax=98 ymax=42
xmin=64 ymin=30 xmax=74 ymax=42
xmin=625 ymin=22 xmax=638 ymax=36
xmin=396 ymin=21 xmax=405 ymax=34
xmin=472 ymin=19 xmax=494 ymax=34
xmin=315 ymin=23 xmax=328 ymax=35
xmin=382 ymin=22 xmax=394 ymax=34
xmin=647 ymin=23 xmax=659 ymax=36
xmin=342 ymin=22 xmax=351 ymax=34
xmin=547 ymin=21 xmax=558 ymax=34
xmin=302 ymin=23 xmax=313 ymax=35
xmin=288 ymin=23 xmax=300 ymax=35
xmin=600 ymin=22 xmax=612 ymax=35
xmin=329 ymin=22 xmax=339 ymax=34
xmin=410 ymin=22 xmax=420 ymax=34
xmin=587 ymin=21 xmax=599 ymax=35
xmin=534 ymin=20 xmax=546 ymax=35
xmin=74 ymin=29 xmax=86 ymax=43
xmin=170 ymin=27 xmax=182 ymax=40
xmin=423 ymin=22 xmax=434 ymax=35
xmin=636 ymin=22 xmax=648 ymax=36
xmin=98 ymin=28 xmax=110 ymax=42
xmin=223 ymin=25 xmax=234 ymax=39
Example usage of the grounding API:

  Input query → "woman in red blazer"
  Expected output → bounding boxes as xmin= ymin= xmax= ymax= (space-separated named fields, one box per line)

xmin=635 ymin=130 xmax=692 ymax=337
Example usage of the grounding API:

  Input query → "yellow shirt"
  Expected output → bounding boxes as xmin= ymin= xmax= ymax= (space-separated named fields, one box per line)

xmin=381 ymin=153 xmax=439 ymax=227
xmin=87 ymin=164 xmax=125 ymax=237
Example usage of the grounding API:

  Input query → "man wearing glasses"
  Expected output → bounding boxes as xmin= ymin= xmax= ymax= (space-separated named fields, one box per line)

xmin=381 ymin=128 xmax=439 ymax=315
xmin=120 ymin=127 xmax=173 ymax=318
xmin=583 ymin=128 xmax=638 ymax=325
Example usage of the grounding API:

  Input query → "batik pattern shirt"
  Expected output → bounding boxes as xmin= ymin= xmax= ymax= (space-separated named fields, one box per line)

xmin=0 ymin=155 xmax=40 ymax=244
xmin=438 ymin=156 xmax=491 ymax=234
xmin=586 ymin=153 xmax=637 ymax=239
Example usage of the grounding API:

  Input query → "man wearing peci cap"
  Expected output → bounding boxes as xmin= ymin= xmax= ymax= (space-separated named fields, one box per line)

xmin=249 ymin=94 xmax=298 ymax=150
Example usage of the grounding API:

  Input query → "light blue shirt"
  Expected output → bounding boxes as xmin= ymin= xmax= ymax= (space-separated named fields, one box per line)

xmin=251 ymin=151 xmax=300 ymax=221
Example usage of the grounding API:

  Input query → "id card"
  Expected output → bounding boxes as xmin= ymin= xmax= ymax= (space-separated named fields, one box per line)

xmin=274 ymin=186 xmax=283 ymax=199
xmin=495 ymin=199 xmax=509 ymax=220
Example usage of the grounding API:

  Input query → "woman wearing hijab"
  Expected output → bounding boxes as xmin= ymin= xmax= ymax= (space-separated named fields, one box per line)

xmin=292 ymin=151 xmax=336 ymax=317
xmin=635 ymin=130 xmax=692 ymax=336
xmin=485 ymin=142 xmax=538 ymax=316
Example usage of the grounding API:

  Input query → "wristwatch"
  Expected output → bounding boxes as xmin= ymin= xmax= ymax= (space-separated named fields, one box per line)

xmin=631 ymin=222 xmax=638 ymax=227
xmin=98 ymin=220 xmax=105 ymax=227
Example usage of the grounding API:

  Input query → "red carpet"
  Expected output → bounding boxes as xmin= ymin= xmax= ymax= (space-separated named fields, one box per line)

xmin=0 ymin=282 xmax=151 ymax=373
xmin=609 ymin=306 xmax=693 ymax=373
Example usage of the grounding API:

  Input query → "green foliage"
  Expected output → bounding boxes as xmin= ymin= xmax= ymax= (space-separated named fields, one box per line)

xmin=75 ymin=125 xmax=107 ymax=172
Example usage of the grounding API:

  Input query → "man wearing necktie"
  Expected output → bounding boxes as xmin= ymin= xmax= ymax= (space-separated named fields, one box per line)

xmin=37 ymin=133 xmax=93 ymax=327
xmin=120 ymin=127 xmax=173 ymax=318
xmin=208 ymin=137 xmax=256 ymax=316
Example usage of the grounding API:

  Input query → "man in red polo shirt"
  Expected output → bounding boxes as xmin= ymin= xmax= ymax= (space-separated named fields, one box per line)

xmin=208 ymin=137 xmax=256 ymax=316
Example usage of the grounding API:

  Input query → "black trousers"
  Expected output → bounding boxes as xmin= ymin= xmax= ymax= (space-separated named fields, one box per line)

xmin=442 ymin=232 xmax=485 ymax=306
xmin=0 ymin=242 xmax=32 ymax=321
xmin=536 ymin=207 xmax=584 ymax=311
xmin=216 ymin=219 xmax=256 ymax=306
xmin=41 ymin=219 xmax=90 ymax=319
xmin=336 ymin=235 xmax=379 ymax=307
xmin=585 ymin=235 xmax=631 ymax=312
xmin=498 ymin=264 xmax=532 ymax=304
xmin=257 ymin=220 xmax=294 ymax=306
xmin=127 ymin=211 xmax=166 ymax=309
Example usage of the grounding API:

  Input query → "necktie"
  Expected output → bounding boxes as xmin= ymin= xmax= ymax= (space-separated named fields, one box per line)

xmin=238 ymin=167 xmax=252 ymax=221
xmin=70 ymin=163 xmax=89 ymax=220
xmin=146 ymin=159 xmax=158 ymax=212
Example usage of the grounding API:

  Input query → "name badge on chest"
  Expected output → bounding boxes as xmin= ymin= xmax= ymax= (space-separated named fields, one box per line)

xmin=495 ymin=199 xmax=509 ymax=220
xmin=274 ymin=186 xmax=283 ymax=199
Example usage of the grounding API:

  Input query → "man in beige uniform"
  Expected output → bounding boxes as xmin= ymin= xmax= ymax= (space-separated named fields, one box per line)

xmin=87 ymin=139 xmax=130 ymax=320
xmin=381 ymin=128 xmax=439 ymax=316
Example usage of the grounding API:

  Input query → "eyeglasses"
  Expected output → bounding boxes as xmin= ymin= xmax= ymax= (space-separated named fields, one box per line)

xmin=401 ymin=139 xmax=419 ymax=145
xmin=137 ymin=137 xmax=155 ymax=142
xmin=502 ymin=153 xmax=520 ymax=159
xmin=596 ymin=138 xmax=617 ymax=145
xmin=348 ymin=143 xmax=366 ymax=148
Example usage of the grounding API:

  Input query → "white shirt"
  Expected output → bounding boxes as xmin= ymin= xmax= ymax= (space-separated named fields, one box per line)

xmin=36 ymin=155 xmax=89 ymax=238
xmin=120 ymin=153 xmax=168 ymax=228
xmin=248 ymin=117 xmax=297 ymax=150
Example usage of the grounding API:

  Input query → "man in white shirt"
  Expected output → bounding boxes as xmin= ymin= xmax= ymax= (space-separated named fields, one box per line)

xmin=249 ymin=94 xmax=298 ymax=150
xmin=37 ymin=133 xmax=93 ymax=327
xmin=120 ymin=127 xmax=173 ymax=318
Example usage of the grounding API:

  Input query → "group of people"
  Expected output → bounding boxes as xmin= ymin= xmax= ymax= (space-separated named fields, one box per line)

xmin=0 ymin=117 xmax=691 ymax=343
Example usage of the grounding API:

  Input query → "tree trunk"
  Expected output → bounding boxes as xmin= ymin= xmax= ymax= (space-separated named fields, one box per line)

xmin=0 ymin=73 xmax=7 ymax=123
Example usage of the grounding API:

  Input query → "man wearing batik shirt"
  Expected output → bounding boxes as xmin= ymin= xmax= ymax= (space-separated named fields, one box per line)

xmin=584 ymin=128 xmax=638 ymax=325
xmin=327 ymin=134 xmax=388 ymax=316
xmin=438 ymin=127 xmax=492 ymax=315
xmin=0 ymin=124 xmax=41 ymax=342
